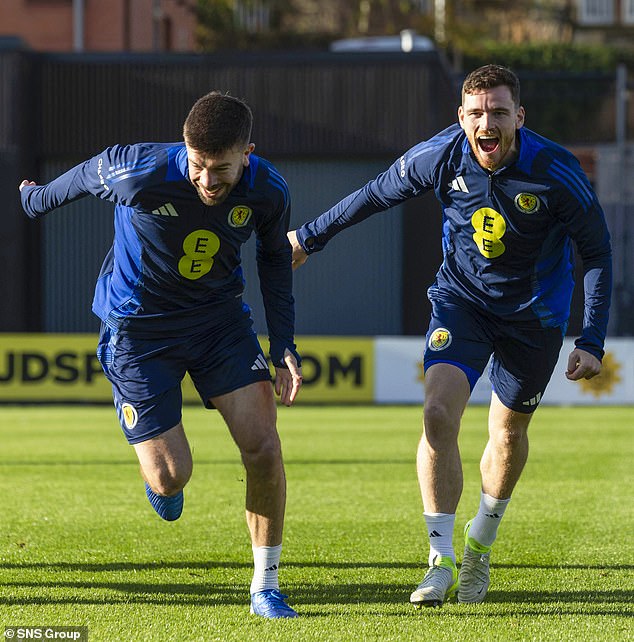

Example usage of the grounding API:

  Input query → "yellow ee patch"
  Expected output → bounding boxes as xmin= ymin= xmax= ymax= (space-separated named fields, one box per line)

xmin=429 ymin=328 xmax=452 ymax=352
xmin=178 ymin=229 xmax=220 ymax=280
xmin=514 ymin=192 xmax=540 ymax=214
xmin=471 ymin=207 xmax=507 ymax=259
xmin=121 ymin=403 xmax=138 ymax=430
xmin=228 ymin=205 xmax=253 ymax=228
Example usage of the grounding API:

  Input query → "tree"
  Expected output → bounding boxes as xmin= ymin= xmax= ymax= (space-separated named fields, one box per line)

xmin=195 ymin=0 xmax=434 ymax=51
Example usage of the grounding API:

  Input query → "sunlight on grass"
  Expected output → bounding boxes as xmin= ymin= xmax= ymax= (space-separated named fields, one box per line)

xmin=0 ymin=405 xmax=632 ymax=641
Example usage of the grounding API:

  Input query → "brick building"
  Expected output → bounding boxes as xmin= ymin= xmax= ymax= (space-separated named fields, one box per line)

xmin=0 ymin=0 xmax=196 ymax=52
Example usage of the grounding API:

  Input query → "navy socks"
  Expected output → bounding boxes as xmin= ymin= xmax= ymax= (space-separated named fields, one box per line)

xmin=144 ymin=482 xmax=184 ymax=521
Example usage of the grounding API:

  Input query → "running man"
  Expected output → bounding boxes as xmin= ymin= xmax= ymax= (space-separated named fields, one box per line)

xmin=20 ymin=91 xmax=302 ymax=618
xmin=289 ymin=65 xmax=611 ymax=607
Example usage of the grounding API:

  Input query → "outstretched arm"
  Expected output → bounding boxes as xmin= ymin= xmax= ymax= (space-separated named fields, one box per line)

xmin=19 ymin=160 xmax=99 ymax=219
xmin=291 ymin=145 xmax=431 ymax=258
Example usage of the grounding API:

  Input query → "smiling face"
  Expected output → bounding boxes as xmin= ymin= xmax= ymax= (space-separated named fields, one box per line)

xmin=186 ymin=143 xmax=254 ymax=207
xmin=458 ymin=85 xmax=525 ymax=172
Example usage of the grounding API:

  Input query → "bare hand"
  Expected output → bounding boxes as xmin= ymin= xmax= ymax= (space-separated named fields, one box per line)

xmin=274 ymin=348 xmax=303 ymax=406
xmin=565 ymin=348 xmax=601 ymax=381
xmin=287 ymin=230 xmax=308 ymax=270
xmin=19 ymin=180 xmax=37 ymax=191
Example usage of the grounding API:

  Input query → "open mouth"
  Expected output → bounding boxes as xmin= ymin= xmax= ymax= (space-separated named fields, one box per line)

xmin=478 ymin=136 xmax=499 ymax=154
xmin=200 ymin=187 xmax=223 ymax=199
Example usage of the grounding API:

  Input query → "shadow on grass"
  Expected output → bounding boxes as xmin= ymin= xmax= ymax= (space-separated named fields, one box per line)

xmin=0 ymin=560 xmax=632 ymax=612
xmin=0 ymin=579 xmax=632 ymax=615
xmin=0 ymin=560 xmax=632 ymax=571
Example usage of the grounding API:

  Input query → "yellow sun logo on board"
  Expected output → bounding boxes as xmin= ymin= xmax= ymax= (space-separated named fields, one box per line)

xmin=228 ymin=206 xmax=252 ymax=228
xmin=417 ymin=360 xmax=425 ymax=384
xmin=578 ymin=351 xmax=622 ymax=398
xmin=514 ymin=192 xmax=540 ymax=214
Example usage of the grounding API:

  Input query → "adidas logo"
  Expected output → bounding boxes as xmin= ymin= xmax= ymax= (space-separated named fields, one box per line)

xmin=449 ymin=175 xmax=469 ymax=193
xmin=251 ymin=354 xmax=269 ymax=371
xmin=151 ymin=202 xmax=178 ymax=217
xmin=485 ymin=513 xmax=501 ymax=519
xmin=265 ymin=564 xmax=278 ymax=572
xmin=428 ymin=530 xmax=442 ymax=538
xmin=522 ymin=392 xmax=542 ymax=407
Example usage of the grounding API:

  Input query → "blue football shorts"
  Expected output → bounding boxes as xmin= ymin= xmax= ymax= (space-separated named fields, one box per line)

xmin=96 ymin=310 xmax=271 ymax=444
xmin=423 ymin=293 xmax=565 ymax=413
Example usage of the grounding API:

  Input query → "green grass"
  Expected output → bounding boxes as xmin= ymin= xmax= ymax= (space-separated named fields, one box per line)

xmin=0 ymin=405 xmax=632 ymax=641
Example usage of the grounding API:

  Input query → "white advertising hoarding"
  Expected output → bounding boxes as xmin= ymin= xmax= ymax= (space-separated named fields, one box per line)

xmin=374 ymin=337 xmax=634 ymax=406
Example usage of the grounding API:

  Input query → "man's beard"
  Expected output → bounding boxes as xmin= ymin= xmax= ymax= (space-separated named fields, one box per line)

xmin=195 ymin=184 xmax=229 ymax=206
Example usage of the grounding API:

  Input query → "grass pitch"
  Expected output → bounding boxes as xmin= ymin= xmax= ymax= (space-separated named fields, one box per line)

xmin=0 ymin=404 xmax=632 ymax=641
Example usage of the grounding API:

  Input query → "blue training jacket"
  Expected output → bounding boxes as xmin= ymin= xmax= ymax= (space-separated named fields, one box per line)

xmin=21 ymin=142 xmax=298 ymax=367
xmin=296 ymin=124 xmax=612 ymax=359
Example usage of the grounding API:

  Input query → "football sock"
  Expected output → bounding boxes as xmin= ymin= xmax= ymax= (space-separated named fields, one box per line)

xmin=424 ymin=512 xmax=456 ymax=565
xmin=468 ymin=492 xmax=511 ymax=548
xmin=144 ymin=482 xmax=184 ymax=521
xmin=250 ymin=544 xmax=282 ymax=594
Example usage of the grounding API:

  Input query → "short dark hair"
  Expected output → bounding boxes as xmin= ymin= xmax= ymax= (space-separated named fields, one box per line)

xmin=183 ymin=91 xmax=253 ymax=155
xmin=462 ymin=65 xmax=521 ymax=107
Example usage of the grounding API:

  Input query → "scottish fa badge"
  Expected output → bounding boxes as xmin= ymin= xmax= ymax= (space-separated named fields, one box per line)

xmin=228 ymin=205 xmax=253 ymax=228
xmin=121 ymin=403 xmax=138 ymax=430
xmin=429 ymin=328 xmax=452 ymax=351
xmin=514 ymin=192 xmax=540 ymax=214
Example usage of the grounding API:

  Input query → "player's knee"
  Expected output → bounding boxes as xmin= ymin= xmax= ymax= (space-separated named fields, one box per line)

xmin=146 ymin=463 xmax=192 ymax=496
xmin=423 ymin=401 xmax=459 ymax=446
xmin=240 ymin=431 xmax=283 ymax=477
xmin=494 ymin=425 xmax=527 ymax=448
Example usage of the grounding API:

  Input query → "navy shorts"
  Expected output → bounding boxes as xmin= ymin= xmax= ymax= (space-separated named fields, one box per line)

xmin=97 ymin=310 xmax=271 ymax=444
xmin=423 ymin=293 xmax=564 ymax=413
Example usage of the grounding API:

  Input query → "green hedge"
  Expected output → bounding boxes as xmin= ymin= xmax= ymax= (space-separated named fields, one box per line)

xmin=460 ymin=42 xmax=634 ymax=72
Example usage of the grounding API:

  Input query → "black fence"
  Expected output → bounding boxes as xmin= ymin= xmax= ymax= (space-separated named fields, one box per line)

xmin=0 ymin=41 xmax=629 ymax=335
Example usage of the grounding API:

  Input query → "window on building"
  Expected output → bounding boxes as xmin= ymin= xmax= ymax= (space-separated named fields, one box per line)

xmin=623 ymin=0 xmax=634 ymax=24
xmin=234 ymin=0 xmax=271 ymax=33
xmin=412 ymin=0 xmax=433 ymax=12
xmin=577 ymin=0 xmax=615 ymax=24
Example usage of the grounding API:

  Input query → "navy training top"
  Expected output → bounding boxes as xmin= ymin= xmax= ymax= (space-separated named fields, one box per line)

xmin=296 ymin=124 xmax=612 ymax=359
xmin=21 ymin=142 xmax=298 ymax=367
